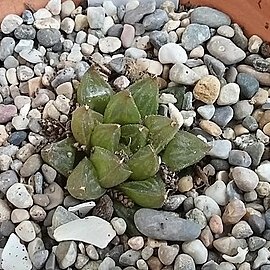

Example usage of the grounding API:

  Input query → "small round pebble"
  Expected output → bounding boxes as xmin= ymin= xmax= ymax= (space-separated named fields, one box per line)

xmin=111 ymin=217 xmax=127 ymax=235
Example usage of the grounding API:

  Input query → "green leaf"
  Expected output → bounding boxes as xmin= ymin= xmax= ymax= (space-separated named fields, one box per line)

xmin=104 ymin=90 xmax=141 ymax=125
xmin=129 ymin=77 xmax=159 ymax=118
xmin=71 ymin=106 xmax=100 ymax=146
xmin=90 ymin=146 xmax=132 ymax=188
xmin=118 ymin=176 xmax=166 ymax=208
xmin=121 ymin=124 xmax=149 ymax=153
xmin=160 ymin=86 xmax=186 ymax=110
xmin=91 ymin=123 xmax=121 ymax=152
xmin=113 ymin=202 xmax=140 ymax=236
xmin=41 ymin=138 xmax=76 ymax=177
xmin=127 ymin=145 xmax=159 ymax=181
xmin=144 ymin=115 xmax=178 ymax=153
xmin=162 ymin=131 xmax=211 ymax=172
xmin=67 ymin=157 xmax=106 ymax=200
xmin=77 ymin=68 xmax=114 ymax=113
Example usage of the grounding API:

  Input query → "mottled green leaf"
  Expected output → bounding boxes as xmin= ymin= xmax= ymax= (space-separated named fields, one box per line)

xmin=71 ymin=106 xmax=100 ymax=146
xmin=121 ymin=124 xmax=149 ymax=153
xmin=41 ymin=138 xmax=76 ymax=177
xmin=91 ymin=124 xmax=121 ymax=152
xmin=104 ymin=90 xmax=141 ymax=125
xmin=67 ymin=157 xmax=105 ymax=200
xmin=118 ymin=176 xmax=166 ymax=208
xmin=90 ymin=146 xmax=132 ymax=188
xmin=113 ymin=202 xmax=140 ymax=236
xmin=77 ymin=68 xmax=114 ymax=113
xmin=144 ymin=115 xmax=178 ymax=153
xmin=127 ymin=145 xmax=159 ymax=181
xmin=160 ymin=86 xmax=186 ymax=110
xmin=129 ymin=77 xmax=159 ymax=118
xmin=162 ymin=131 xmax=211 ymax=172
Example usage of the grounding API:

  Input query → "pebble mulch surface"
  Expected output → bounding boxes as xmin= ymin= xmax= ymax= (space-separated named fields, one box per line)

xmin=0 ymin=0 xmax=270 ymax=269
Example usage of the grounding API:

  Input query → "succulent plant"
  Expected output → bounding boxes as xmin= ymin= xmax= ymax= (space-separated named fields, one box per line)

xmin=41 ymin=68 xmax=210 ymax=209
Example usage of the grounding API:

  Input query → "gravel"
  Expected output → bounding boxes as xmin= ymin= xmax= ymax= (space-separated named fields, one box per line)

xmin=0 ymin=1 xmax=270 ymax=269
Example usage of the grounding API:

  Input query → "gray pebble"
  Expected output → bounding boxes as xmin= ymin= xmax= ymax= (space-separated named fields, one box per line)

xmin=233 ymin=100 xmax=254 ymax=120
xmin=231 ymin=221 xmax=253 ymax=238
xmin=232 ymin=23 xmax=248 ymax=50
xmin=174 ymin=254 xmax=195 ymax=270
xmin=87 ymin=7 xmax=105 ymax=29
xmin=0 ymin=220 xmax=15 ymax=237
xmin=22 ymin=10 xmax=34 ymax=24
xmin=109 ymin=57 xmax=125 ymax=74
xmin=51 ymin=67 xmax=75 ymax=88
xmin=55 ymin=241 xmax=77 ymax=269
xmin=142 ymin=9 xmax=168 ymax=31
xmin=37 ymin=28 xmax=61 ymax=48
xmin=237 ymin=73 xmax=259 ymax=99
xmin=0 ymin=37 xmax=16 ymax=61
xmin=204 ymin=54 xmax=226 ymax=79
xmin=0 ymin=170 xmax=18 ymax=194
xmin=134 ymin=208 xmax=201 ymax=241
xmin=119 ymin=250 xmax=141 ymax=266
xmin=107 ymin=24 xmax=123 ymax=37
xmin=207 ymin=36 xmax=246 ymax=65
xmin=181 ymin=24 xmax=210 ymax=51
xmin=17 ymin=65 xmax=34 ymax=81
xmin=248 ymin=236 xmax=266 ymax=251
xmin=1 ymin=14 xmax=23 ymax=34
xmin=210 ymin=159 xmax=230 ymax=171
xmin=124 ymin=0 xmax=156 ymax=25
xmin=211 ymin=106 xmax=233 ymax=127
xmin=248 ymin=215 xmax=265 ymax=235
xmin=228 ymin=150 xmax=252 ymax=167
xmin=208 ymin=140 xmax=232 ymax=159
xmin=14 ymin=24 xmax=36 ymax=40
xmin=190 ymin=7 xmax=231 ymax=28
xmin=225 ymin=66 xmax=238 ymax=83
xmin=149 ymin=30 xmax=169 ymax=49
xmin=163 ymin=195 xmax=186 ymax=211
xmin=4 ymin=56 xmax=19 ymax=69
xmin=242 ymin=116 xmax=258 ymax=132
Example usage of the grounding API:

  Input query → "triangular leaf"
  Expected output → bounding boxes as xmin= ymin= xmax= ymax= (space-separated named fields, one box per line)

xmin=144 ymin=115 xmax=178 ymax=153
xmin=104 ymin=90 xmax=141 ymax=125
xmin=71 ymin=106 xmax=101 ymax=146
xmin=162 ymin=131 xmax=211 ymax=172
xmin=129 ymin=77 xmax=159 ymax=118
xmin=67 ymin=157 xmax=106 ymax=200
xmin=121 ymin=124 xmax=149 ymax=153
xmin=118 ymin=176 xmax=166 ymax=208
xmin=90 ymin=146 xmax=132 ymax=188
xmin=41 ymin=138 xmax=76 ymax=177
xmin=127 ymin=145 xmax=159 ymax=181
xmin=77 ymin=68 xmax=114 ymax=114
xmin=91 ymin=123 xmax=121 ymax=152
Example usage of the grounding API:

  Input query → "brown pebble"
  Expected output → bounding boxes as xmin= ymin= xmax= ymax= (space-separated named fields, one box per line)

xmin=259 ymin=110 xmax=270 ymax=128
xmin=222 ymin=198 xmax=246 ymax=224
xmin=199 ymin=120 xmax=222 ymax=136
xmin=29 ymin=205 xmax=47 ymax=222
xmin=251 ymin=88 xmax=268 ymax=106
xmin=209 ymin=214 xmax=223 ymax=234
xmin=263 ymin=122 xmax=270 ymax=136
xmin=193 ymin=75 xmax=221 ymax=104
xmin=178 ymin=175 xmax=193 ymax=193
xmin=200 ymin=225 xmax=213 ymax=248
xmin=147 ymin=256 xmax=163 ymax=270
xmin=234 ymin=124 xmax=249 ymax=136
